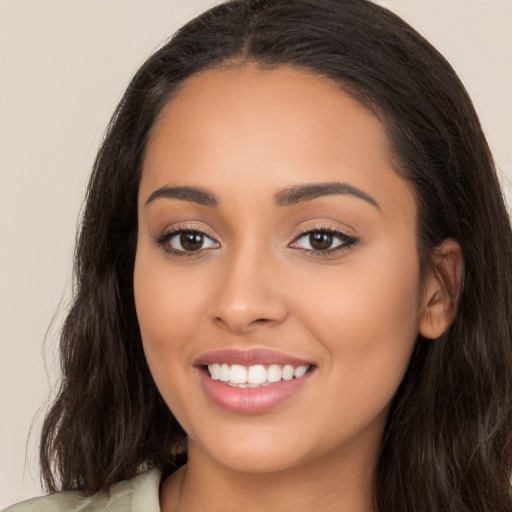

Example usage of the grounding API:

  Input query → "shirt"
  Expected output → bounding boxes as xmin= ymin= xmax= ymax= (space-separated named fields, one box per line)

xmin=2 ymin=469 xmax=162 ymax=512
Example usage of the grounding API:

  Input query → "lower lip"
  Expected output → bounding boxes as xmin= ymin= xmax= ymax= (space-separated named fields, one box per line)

xmin=197 ymin=369 xmax=313 ymax=414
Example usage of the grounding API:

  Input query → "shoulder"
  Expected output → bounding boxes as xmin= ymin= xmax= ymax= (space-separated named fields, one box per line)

xmin=2 ymin=469 xmax=162 ymax=512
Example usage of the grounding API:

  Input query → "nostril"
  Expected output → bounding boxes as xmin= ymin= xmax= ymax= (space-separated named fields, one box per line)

xmin=211 ymin=291 xmax=289 ymax=333
xmin=214 ymin=316 xmax=270 ymax=325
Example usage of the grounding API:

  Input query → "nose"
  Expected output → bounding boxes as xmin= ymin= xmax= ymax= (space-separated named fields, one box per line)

xmin=210 ymin=246 xmax=289 ymax=334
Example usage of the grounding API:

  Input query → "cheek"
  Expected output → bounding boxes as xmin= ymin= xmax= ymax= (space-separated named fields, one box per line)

xmin=133 ymin=255 xmax=209 ymax=434
xmin=308 ymin=231 xmax=421 ymax=338
xmin=313 ymin=262 xmax=422 ymax=352
xmin=288 ymin=242 xmax=422 ymax=419
xmin=133 ymin=247 xmax=204 ymax=385
xmin=135 ymin=269 xmax=201 ymax=342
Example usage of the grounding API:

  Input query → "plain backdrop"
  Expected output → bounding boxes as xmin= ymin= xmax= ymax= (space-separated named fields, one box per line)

xmin=1 ymin=0 xmax=511 ymax=507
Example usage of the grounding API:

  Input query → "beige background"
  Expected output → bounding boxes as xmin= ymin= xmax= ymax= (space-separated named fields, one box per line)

xmin=1 ymin=0 xmax=510 ymax=506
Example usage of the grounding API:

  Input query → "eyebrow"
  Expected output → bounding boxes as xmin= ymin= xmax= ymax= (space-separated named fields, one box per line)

xmin=274 ymin=182 xmax=380 ymax=209
xmin=145 ymin=185 xmax=219 ymax=207
xmin=145 ymin=181 xmax=380 ymax=210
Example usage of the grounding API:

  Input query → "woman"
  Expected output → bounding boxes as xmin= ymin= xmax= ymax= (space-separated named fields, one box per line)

xmin=6 ymin=0 xmax=512 ymax=510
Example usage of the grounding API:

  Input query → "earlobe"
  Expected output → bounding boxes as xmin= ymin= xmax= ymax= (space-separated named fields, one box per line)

xmin=418 ymin=238 xmax=463 ymax=340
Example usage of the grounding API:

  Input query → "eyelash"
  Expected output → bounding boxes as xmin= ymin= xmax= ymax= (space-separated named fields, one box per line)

xmin=290 ymin=225 xmax=359 ymax=257
xmin=155 ymin=224 xmax=359 ymax=257
xmin=155 ymin=224 xmax=218 ymax=257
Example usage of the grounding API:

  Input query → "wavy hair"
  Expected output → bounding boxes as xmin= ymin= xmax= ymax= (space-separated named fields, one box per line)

xmin=40 ymin=1 xmax=512 ymax=510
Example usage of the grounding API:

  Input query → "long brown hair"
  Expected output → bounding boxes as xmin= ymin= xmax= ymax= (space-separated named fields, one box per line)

xmin=40 ymin=1 xmax=512 ymax=510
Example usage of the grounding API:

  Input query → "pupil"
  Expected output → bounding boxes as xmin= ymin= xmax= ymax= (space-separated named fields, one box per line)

xmin=310 ymin=232 xmax=332 ymax=251
xmin=181 ymin=232 xmax=203 ymax=251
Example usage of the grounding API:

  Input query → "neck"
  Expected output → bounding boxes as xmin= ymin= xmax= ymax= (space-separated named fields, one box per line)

xmin=161 ymin=440 xmax=378 ymax=512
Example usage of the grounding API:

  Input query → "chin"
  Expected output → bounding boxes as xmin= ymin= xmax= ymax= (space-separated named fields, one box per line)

xmin=189 ymin=423 xmax=316 ymax=474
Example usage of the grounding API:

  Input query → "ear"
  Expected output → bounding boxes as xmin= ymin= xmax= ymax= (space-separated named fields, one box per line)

xmin=419 ymin=238 xmax=463 ymax=340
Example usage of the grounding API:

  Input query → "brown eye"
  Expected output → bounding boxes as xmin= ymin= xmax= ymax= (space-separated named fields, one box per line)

xmin=158 ymin=229 xmax=219 ymax=254
xmin=309 ymin=232 xmax=333 ymax=251
xmin=180 ymin=232 xmax=204 ymax=251
xmin=289 ymin=228 xmax=358 ymax=255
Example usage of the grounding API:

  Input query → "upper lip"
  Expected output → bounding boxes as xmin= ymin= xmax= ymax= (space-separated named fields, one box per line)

xmin=194 ymin=348 xmax=313 ymax=367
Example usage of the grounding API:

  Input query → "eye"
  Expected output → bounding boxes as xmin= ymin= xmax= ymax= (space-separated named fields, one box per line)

xmin=157 ymin=229 xmax=220 ymax=255
xmin=290 ymin=228 xmax=357 ymax=254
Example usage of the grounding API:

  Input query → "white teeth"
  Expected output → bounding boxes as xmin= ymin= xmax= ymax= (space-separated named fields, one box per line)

xmin=209 ymin=363 xmax=221 ymax=380
xmin=247 ymin=364 xmax=267 ymax=385
xmin=219 ymin=364 xmax=230 ymax=382
xmin=294 ymin=365 xmax=308 ymax=378
xmin=267 ymin=364 xmax=282 ymax=383
xmin=282 ymin=365 xmax=294 ymax=381
xmin=207 ymin=363 xmax=311 ymax=387
xmin=229 ymin=364 xmax=247 ymax=384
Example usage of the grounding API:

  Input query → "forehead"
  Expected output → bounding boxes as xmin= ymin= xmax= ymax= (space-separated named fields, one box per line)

xmin=141 ymin=64 xmax=415 ymax=219
xmin=148 ymin=64 xmax=389 ymax=169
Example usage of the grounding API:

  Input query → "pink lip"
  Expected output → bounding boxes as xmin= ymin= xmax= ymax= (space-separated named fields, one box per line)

xmin=197 ymin=370 xmax=313 ymax=414
xmin=194 ymin=349 xmax=315 ymax=414
xmin=194 ymin=348 xmax=311 ymax=367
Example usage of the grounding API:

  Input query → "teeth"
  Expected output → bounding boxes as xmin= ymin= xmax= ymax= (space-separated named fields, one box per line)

xmin=207 ymin=363 xmax=310 ymax=387
xmin=209 ymin=363 xmax=221 ymax=380
xmin=267 ymin=364 xmax=282 ymax=383
xmin=294 ymin=365 xmax=307 ymax=378
xmin=229 ymin=364 xmax=247 ymax=384
xmin=282 ymin=365 xmax=294 ymax=381
xmin=220 ymin=364 xmax=230 ymax=382
xmin=247 ymin=364 xmax=267 ymax=385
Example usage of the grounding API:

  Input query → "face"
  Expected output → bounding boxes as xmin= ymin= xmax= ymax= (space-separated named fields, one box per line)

xmin=134 ymin=64 xmax=427 ymax=476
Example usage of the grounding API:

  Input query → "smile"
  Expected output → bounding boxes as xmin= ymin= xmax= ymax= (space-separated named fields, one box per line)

xmin=195 ymin=349 xmax=315 ymax=414
xmin=207 ymin=363 xmax=310 ymax=387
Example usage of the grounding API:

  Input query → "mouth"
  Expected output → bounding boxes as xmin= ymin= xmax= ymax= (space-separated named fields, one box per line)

xmin=195 ymin=349 xmax=316 ymax=413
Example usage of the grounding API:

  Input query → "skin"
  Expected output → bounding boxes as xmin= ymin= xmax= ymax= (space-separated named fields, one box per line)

xmin=134 ymin=64 xmax=460 ymax=512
